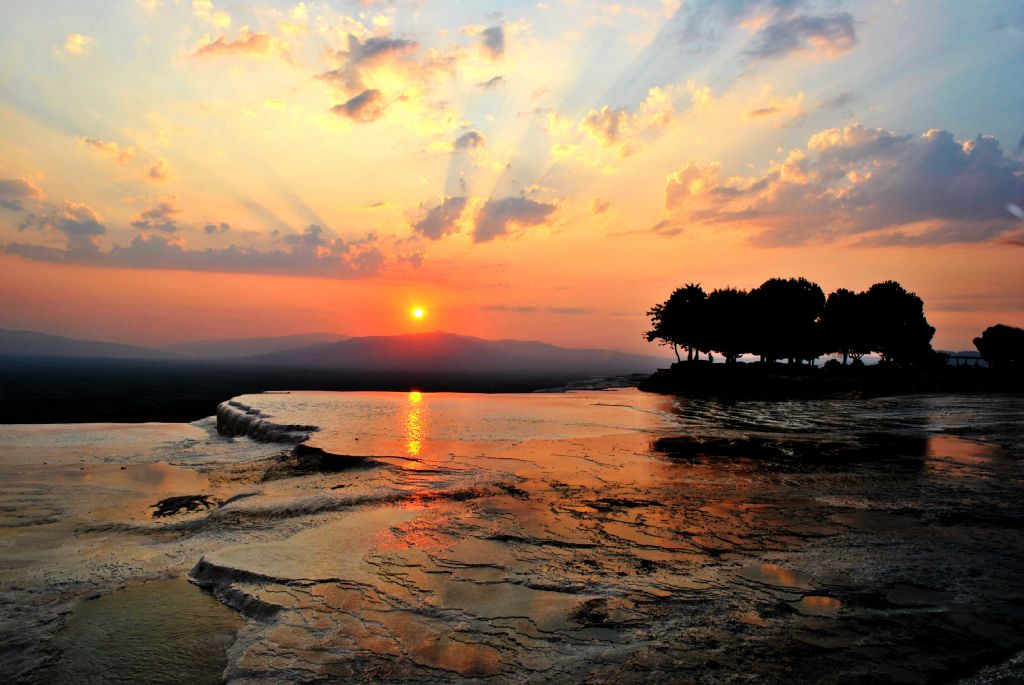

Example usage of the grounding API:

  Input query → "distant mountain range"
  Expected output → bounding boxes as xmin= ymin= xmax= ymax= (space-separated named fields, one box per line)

xmin=0 ymin=329 xmax=178 ymax=360
xmin=160 ymin=332 xmax=348 ymax=359
xmin=0 ymin=329 xmax=665 ymax=376
xmin=246 ymin=331 xmax=665 ymax=376
xmin=0 ymin=329 xmax=348 ymax=361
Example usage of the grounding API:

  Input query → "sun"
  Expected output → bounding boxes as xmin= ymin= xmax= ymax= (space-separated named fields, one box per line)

xmin=411 ymin=307 xmax=425 ymax=320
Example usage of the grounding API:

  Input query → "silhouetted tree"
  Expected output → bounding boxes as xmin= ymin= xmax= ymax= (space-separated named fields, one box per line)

xmin=974 ymin=324 xmax=1024 ymax=369
xmin=645 ymin=301 xmax=678 ymax=362
xmin=821 ymin=288 xmax=870 ymax=364
xmin=750 ymin=277 xmax=825 ymax=364
xmin=645 ymin=277 xmax=935 ymax=367
xmin=705 ymin=287 xmax=749 ymax=363
xmin=645 ymin=283 xmax=706 ymax=362
xmin=863 ymin=281 xmax=935 ymax=365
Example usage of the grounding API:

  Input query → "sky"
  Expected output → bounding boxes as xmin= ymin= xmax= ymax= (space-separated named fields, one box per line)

xmin=0 ymin=0 xmax=1022 ymax=353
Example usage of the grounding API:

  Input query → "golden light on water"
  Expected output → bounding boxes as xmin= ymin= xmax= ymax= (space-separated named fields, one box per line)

xmin=405 ymin=390 xmax=423 ymax=458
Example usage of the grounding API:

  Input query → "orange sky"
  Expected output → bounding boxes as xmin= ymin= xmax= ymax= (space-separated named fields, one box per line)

xmin=0 ymin=1 xmax=1021 ymax=353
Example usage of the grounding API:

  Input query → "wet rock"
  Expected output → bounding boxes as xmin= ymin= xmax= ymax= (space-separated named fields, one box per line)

xmin=216 ymin=400 xmax=317 ymax=443
xmin=152 ymin=494 xmax=217 ymax=518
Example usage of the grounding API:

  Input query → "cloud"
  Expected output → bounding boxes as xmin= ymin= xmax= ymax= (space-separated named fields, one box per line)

xmin=554 ymin=85 xmax=680 ymax=163
xmin=412 ymin=196 xmax=468 ymax=240
xmin=474 ymin=196 xmax=557 ymax=243
xmin=454 ymin=130 xmax=485 ymax=149
xmin=81 ymin=137 xmax=138 ymax=164
xmin=677 ymin=1 xmax=857 ymax=61
xmin=745 ymin=13 xmax=857 ymax=60
xmin=7 ymin=224 xmax=386 ymax=279
xmin=589 ymin=198 xmax=610 ymax=214
xmin=331 ymin=89 xmax=385 ymax=122
xmin=658 ymin=124 xmax=1024 ymax=246
xmin=80 ymin=136 xmax=173 ymax=183
xmin=2 ymin=181 xmax=388 ymax=278
xmin=0 ymin=178 xmax=44 ymax=211
xmin=480 ymin=26 xmax=505 ymax=60
xmin=131 ymin=202 xmax=180 ymax=233
xmin=412 ymin=195 xmax=558 ymax=243
xmin=192 ymin=0 xmax=230 ymax=28
xmin=317 ymin=33 xmax=459 ymax=123
xmin=194 ymin=28 xmax=287 ymax=60
xmin=16 ymin=201 xmax=106 ymax=254
xmin=318 ymin=34 xmax=421 ymax=94
xmin=204 ymin=222 xmax=230 ymax=235
xmin=64 ymin=33 xmax=93 ymax=54
xmin=856 ymin=222 xmax=1016 ymax=247
xmin=478 ymin=75 xmax=505 ymax=89
xmin=148 ymin=159 xmax=174 ymax=182
xmin=580 ymin=106 xmax=631 ymax=146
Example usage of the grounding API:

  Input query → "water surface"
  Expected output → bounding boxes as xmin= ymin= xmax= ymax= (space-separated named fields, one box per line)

xmin=2 ymin=390 xmax=1023 ymax=683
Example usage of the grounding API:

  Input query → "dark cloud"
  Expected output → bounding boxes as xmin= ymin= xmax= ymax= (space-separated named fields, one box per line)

xmin=1016 ymin=134 xmax=1024 ymax=157
xmin=745 ymin=13 xmax=856 ymax=60
xmin=7 ymin=224 xmax=385 ymax=279
xmin=478 ymin=75 xmax=505 ymax=89
xmin=660 ymin=125 xmax=1024 ymax=246
xmin=0 ymin=178 xmax=44 ymax=211
xmin=14 ymin=200 xmax=106 ymax=255
xmin=413 ymin=196 xmax=467 ymax=240
xmin=480 ymin=26 xmax=504 ymax=60
xmin=474 ymin=196 xmax=557 ymax=243
xmin=318 ymin=34 xmax=420 ymax=93
xmin=355 ymin=35 xmax=418 ymax=61
xmin=317 ymin=32 xmax=461 ymax=122
xmin=131 ymin=201 xmax=180 ymax=233
xmin=677 ymin=1 xmax=856 ymax=61
xmin=204 ymin=222 xmax=230 ymax=235
xmin=331 ymin=89 xmax=385 ymax=122
xmin=454 ymin=130 xmax=485 ymax=149
xmin=148 ymin=159 xmax=173 ymax=182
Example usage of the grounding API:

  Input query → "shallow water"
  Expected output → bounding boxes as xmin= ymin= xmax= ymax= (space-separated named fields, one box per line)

xmin=2 ymin=389 xmax=1023 ymax=683
xmin=31 ymin=579 xmax=242 ymax=685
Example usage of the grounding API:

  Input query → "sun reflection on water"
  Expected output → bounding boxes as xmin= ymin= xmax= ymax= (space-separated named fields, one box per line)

xmin=405 ymin=390 xmax=423 ymax=458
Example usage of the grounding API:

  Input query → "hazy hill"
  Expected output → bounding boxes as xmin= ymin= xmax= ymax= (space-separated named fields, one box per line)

xmin=162 ymin=332 xmax=348 ymax=359
xmin=245 ymin=331 xmax=665 ymax=376
xmin=0 ymin=329 xmax=175 ymax=360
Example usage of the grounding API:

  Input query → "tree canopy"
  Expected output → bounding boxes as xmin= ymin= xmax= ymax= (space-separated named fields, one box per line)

xmin=974 ymin=324 xmax=1024 ymax=369
xmin=645 ymin=277 xmax=936 ymax=366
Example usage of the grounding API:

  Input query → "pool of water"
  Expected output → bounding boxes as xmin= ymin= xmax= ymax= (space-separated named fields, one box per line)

xmin=31 ymin=579 xmax=242 ymax=685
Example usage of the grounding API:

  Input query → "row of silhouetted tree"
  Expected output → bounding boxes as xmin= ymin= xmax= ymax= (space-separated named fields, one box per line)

xmin=645 ymin=277 xmax=936 ymax=366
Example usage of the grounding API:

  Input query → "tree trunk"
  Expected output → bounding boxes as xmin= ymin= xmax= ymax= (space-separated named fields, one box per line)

xmin=672 ymin=342 xmax=680 ymax=363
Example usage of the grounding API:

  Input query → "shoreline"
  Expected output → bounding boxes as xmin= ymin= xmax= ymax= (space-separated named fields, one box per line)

xmin=0 ymin=356 xmax=643 ymax=424
xmin=638 ymin=361 xmax=1023 ymax=399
